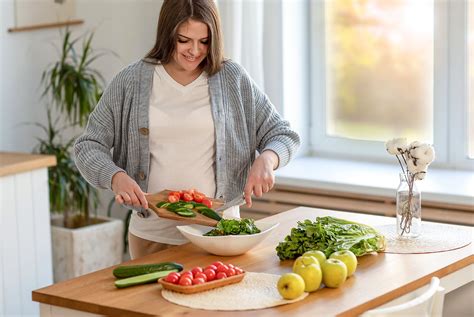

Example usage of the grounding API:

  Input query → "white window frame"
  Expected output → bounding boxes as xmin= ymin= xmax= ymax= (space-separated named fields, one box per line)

xmin=309 ymin=0 xmax=473 ymax=171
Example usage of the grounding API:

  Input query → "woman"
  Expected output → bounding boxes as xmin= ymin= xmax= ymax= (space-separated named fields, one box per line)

xmin=74 ymin=0 xmax=300 ymax=259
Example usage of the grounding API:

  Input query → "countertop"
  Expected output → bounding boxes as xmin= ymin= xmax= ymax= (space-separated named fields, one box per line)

xmin=0 ymin=152 xmax=56 ymax=177
xmin=32 ymin=207 xmax=473 ymax=317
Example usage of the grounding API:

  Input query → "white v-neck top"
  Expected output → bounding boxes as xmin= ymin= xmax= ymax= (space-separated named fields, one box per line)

xmin=129 ymin=64 xmax=218 ymax=244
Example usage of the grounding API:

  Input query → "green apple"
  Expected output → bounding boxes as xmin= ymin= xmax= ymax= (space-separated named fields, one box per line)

xmin=277 ymin=273 xmax=306 ymax=300
xmin=294 ymin=263 xmax=322 ymax=292
xmin=321 ymin=258 xmax=347 ymax=288
xmin=292 ymin=255 xmax=319 ymax=272
xmin=329 ymin=250 xmax=358 ymax=277
xmin=303 ymin=250 xmax=327 ymax=266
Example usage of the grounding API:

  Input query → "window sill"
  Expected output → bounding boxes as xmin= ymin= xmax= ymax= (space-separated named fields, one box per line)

xmin=275 ymin=157 xmax=474 ymax=206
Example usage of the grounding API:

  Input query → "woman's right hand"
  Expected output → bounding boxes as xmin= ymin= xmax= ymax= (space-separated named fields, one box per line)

xmin=111 ymin=172 xmax=148 ymax=209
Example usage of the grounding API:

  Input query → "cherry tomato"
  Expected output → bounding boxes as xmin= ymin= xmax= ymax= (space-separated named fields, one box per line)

xmin=164 ymin=274 xmax=180 ymax=284
xmin=215 ymin=272 xmax=227 ymax=280
xmin=216 ymin=264 xmax=229 ymax=273
xmin=205 ymin=264 xmax=217 ymax=271
xmin=182 ymin=193 xmax=193 ymax=202
xmin=187 ymin=189 xmax=196 ymax=195
xmin=181 ymin=271 xmax=193 ymax=278
xmin=203 ymin=268 xmax=216 ymax=281
xmin=168 ymin=194 xmax=179 ymax=203
xmin=226 ymin=268 xmax=236 ymax=277
xmin=169 ymin=191 xmax=181 ymax=198
xmin=179 ymin=276 xmax=193 ymax=286
xmin=195 ymin=272 xmax=208 ymax=281
xmin=202 ymin=198 xmax=212 ymax=208
xmin=234 ymin=267 xmax=244 ymax=275
xmin=227 ymin=263 xmax=235 ymax=269
xmin=192 ymin=277 xmax=206 ymax=285
xmin=191 ymin=267 xmax=203 ymax=276
xmin=193 ymin=193 xmax=204 ymax=203
xmin=168 ymin=272 xmax=181 ymax=278
xmin=212 ymin=261 xmax=223 ymax=268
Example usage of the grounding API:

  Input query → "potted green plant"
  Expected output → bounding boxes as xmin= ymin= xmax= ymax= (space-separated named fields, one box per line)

xmin=35 ymin=28 xmax=123 ymax=282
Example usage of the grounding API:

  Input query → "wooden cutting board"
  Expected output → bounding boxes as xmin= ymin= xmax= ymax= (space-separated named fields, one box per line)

xmin=146 ymin=190 xmax=224 ymax=227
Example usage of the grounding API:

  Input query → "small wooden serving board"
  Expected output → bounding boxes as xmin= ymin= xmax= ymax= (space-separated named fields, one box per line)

xmin=146 ymin=190 xmax=224 ymax=227
xmin=159 ymin=272 xmax=245 ymax=294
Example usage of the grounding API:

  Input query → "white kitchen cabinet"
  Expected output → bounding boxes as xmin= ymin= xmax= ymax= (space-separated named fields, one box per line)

xmin=0 ymin=152 xmax=56 ymax=317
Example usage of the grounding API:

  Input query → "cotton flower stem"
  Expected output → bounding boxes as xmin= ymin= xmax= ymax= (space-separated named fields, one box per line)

xmin=399 ymin=173 xmax=416 ymax=236
xmin=396 ymin=155 xmax=409 ymax=183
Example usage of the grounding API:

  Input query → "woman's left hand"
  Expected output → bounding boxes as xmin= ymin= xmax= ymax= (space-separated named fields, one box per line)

xmin=243 ymin=150 xmax=279 ymax=208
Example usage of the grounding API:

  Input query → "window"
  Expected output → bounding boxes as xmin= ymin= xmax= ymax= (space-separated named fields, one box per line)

xmin=310 ymin=0 xmax=473 ymax=169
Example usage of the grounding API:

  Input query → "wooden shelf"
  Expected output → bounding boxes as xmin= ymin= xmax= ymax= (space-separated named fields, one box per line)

xmin=8 ymin=19 xmax=84 ymax=33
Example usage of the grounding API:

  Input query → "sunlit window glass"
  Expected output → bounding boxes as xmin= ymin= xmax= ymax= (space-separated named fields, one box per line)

xmin=325 ymin=0 xmax=433 ymax=142
xmin=469 ymin=2 xmax=474 ymax=158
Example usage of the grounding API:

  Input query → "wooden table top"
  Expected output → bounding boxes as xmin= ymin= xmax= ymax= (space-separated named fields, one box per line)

xmin=0 ymin=152 xmax=56 ymax=177
xmin=32 ymin=207 xmax=474 ymax=317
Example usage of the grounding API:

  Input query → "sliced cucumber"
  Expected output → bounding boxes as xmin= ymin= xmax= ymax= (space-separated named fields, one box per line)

xmin=156 ymin=201 xmax=170 ymax=208
xmin=183 ymin=203 xmax=194 ymax=209
xmin=114 ymin=269 xmax=177 ymax=288
xmin=177 ymin=210 xmax=196 ymax=217
xmin=197 ymin=207 xmax=222 ymax=221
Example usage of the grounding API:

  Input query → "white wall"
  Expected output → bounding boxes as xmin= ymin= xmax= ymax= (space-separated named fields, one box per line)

xmin=0 ymin=0 xmax=162 ymax=152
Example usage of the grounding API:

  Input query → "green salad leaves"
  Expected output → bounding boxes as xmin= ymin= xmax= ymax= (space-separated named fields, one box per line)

xmin=276 ymin=216 xmax=386 ymax=260
xmin=204 ymin=218 xmax=261 ymax=236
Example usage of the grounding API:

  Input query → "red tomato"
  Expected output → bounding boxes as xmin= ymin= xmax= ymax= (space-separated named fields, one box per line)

xmin=181 ymin=271 xmax=193 ymax=278
xmin=191 ymin=267 xmax=203 ymax=276
xmin=169 ymin=191 xmax=181 ymax=198
xmin=216 ymin=264 xmax=229 ymax=273
xmin=178 ymin=276 xmax=193 ymax=286
xmin=205 ymin=265 xmax=217 ymax=271
xmin=168 ymin=194 xmax=179 ymax=203
xmin=182 ymin=193 xmax=193 ymax=202
xmin=212 ymin=261 xmax=223 ymax=268
xmin=234 ymin=267 xmax=243 ymax=275
xmin=203 ymin=268 xmax=216 ymax=281
xmin=202 ymin=198 xmax=212 ymax=208
xmin=215 ymin=272 xmax=227 ymax=280
xmin=193 ymin=193 xmax=204 ymax=203
xmin=192 ymin=277 xmax=206 ymax=285
xmin=164 ymin=274 xmax=180 ymax=284
xmin=168 ymin=272 xmax=181 ymax=278
xmin=187 ymin=188 xmax=196 ymax=195
xmin=227 ymin=263 xmax=234 ymax=269
xmin=225 ymin=268 xmax=236 ymax=277
xmin=194 ymin=272 xmax=208 ymax=282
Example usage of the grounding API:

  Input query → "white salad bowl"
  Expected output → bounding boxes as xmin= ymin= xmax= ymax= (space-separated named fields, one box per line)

xmin=176 ymin=221 xmax=279 ymax=256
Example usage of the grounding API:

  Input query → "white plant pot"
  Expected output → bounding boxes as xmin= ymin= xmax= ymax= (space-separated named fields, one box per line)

xmin=51 ymin=216 xmax=123 ymax=282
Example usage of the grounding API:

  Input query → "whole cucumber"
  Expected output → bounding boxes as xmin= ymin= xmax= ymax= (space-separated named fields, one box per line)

xmin=114 ymin=270 xmax=177 ymax=288
xmin=113 ymin=262 xmax=183 ymax=278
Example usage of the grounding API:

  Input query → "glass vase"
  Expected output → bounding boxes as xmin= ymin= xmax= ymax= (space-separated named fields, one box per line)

xmin=396 ymin=173 xmax=421 ymax=238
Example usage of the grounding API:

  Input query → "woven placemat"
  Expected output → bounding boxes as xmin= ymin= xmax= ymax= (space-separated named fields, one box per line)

xmin=376 ymin=223 xmax=472 ymax=254
xmin=161 ymin=272 xmax=308 ymax=310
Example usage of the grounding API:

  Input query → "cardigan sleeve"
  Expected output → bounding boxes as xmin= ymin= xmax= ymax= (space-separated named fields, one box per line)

xmin=254 ymin=92 xmax=300 ymax=168
xmin=73 ymin=70 xmax=128 ymax=190
xmin=244 ymin=75 xmax=300 ymax=169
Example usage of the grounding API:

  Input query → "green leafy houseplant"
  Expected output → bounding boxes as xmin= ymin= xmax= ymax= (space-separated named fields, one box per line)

xmin=35 ymin=28 xmax=106 ymax=228
xmin=35 ymin=111 xmax=99 ymax=228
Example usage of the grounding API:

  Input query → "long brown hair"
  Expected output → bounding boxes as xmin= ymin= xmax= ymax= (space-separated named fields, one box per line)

xmin=145 ymin=0 xmax=224 ymax=76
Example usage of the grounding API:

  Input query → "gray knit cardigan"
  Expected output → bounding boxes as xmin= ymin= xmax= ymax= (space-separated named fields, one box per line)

xmin=74 ymin=59 xmax=300 ymax=216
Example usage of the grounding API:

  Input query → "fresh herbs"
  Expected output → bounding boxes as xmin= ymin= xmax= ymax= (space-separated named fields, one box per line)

xmin=276 ymin=216 xmax=386 ymax=260
xmin=204 ymin=219 xmax=261 ymax=236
